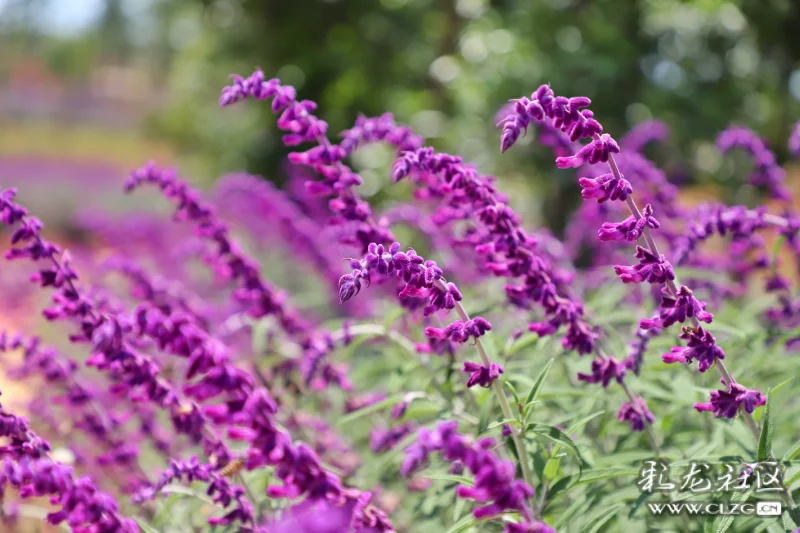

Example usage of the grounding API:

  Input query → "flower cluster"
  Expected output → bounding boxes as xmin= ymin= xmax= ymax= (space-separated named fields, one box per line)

xmin=4 ymin=59 xmax=799 ymax=533
xmin=639 ymin=286 xmax=713 ymax=329
xmin=694 ymin=381 xmax=766 ymax=419
xmin=401 ymin=422 xmax=553 ymax=533
xmin=125 ymin=163 xmax=350 ymax=388
xmin=498 ymin=83 xmax=781 ymax=433
xmin=220 ymin=69 xmax=422 ymax=253
xmin=392 ymin=147 xmax=598 ymax=356
xmin=617 ymin=396 xmax=655 ymax=432
xmin=716 ymin=126 xmax=790 ymax=201
xmin=339 ymin=242 xmax=504 ymax=390
xmin=1 ymin=188 xmax=394 ymax=532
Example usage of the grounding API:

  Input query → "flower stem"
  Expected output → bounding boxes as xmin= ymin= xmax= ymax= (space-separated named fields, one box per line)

xmin=437 ymin=280 xmax=537 ymax=517
xmin=608 ymin=153 xmax=796 ymax=509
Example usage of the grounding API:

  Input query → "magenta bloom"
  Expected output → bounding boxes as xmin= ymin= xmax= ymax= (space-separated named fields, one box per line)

xmin=717 ymin=126 xmax=790 ymax=201
xmin=401 ymin=422 xmax=537 ymax=526
xmin=578 ymin=173 xmax=632 ymax=203
xmin=694 ymin=380 xmax=766 ymax=419
xmin=556 ymin=133 xmax=620 ymax=168
xmin=790 ymin=120 xmax=800 ymax=157
xmin=662 ymin=327 xmax=724 ymax=372
xmin=617 ymin=396 xmax=655 ymax=432
xmin=639 ymin=286 xmax=713 ymax=329
xmin=577 ymin=356 xmax=626 ymax=388
xmin=598 ymin=204 xmax=659 ymax=242
xmin=619 ymin=119 xmax=670 ymax=152
xmin=425 ymin=318 xmax=492 ymax=343
xmin=462 ymin=361 xmax=504 ymax=388
xmin=370 ymin=424 xmax=414 ymax=453
xmin=614 ymin=245 xmax=675 ymax=285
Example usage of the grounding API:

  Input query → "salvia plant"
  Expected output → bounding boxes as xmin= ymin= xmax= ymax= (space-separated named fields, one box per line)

xmin=2 ymin=66 xmax=800 ymax=533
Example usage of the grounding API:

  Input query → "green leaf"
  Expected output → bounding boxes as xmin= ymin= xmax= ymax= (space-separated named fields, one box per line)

xmin=528 ymin=423 xmax=587 ymax=467
xmin=628 ymin=491 xmax=652 ymax=518
xmin=540 ymin=412 xmax=603 ymax=482
xmin=554 ymin=495 xmax=593 ymax=529
xmin=550 ymin=467 xmax=640 ymax=497
xmin=504 ymin=381 xmax=522 ymax=413
xmin=770 ymin=234 xmax=787 ymax=276
xmin=444 ymin=514 xmax=493 ymax=533
xmin=564 ymin=410 xmax=605 ymax=435
xmin=521 ymin=401 xmax=541 ymax=420
xmin=543 ymin=457 xmax=561 ymax=480
xmin=753 ymin=518 xmax=779 ymax=533
xmin=783 ymin=509 xmax=799 ymax=531
xmin=757 ymin=388 xmax=775 ymax=462
xmin=524 ymin=358 xmax=555 ymax=407
xmin=705 ymin=487 xmax=754 ymax=533
xmin=508 ymin=333 xmax=544 ymax=355
xmin=782 ymin=439 xmax=800 ymax=462
xmin=478 ymin=393 xmax=495 ymax=434
xmin=135 ymin=518 xmax=161 ymax=533
xmin=424 ymin=473 xmax=474 ymax=486
xmin=486 ymin=418 xmax=523 ymax=431
xmin=784 ymin=468 xmax=800 ymax=488
xmin=580 ymin=502 xmax=626 ymax=533
xmin=251 ymin=318 xmax=269 ymax=355
xmin=336 ymin=394 xmax=405 ymax=426
xmin=453 ymin=497 xmax=466 ymax=523
xmin=771 ymin=376 xmax=794 ymax=395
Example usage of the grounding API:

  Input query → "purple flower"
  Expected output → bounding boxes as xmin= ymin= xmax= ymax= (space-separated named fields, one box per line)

xmin=694 ymin=380 xmax=766 ymax=419
xmin=614 ymin=245 xmax=675 ymax=285
xmin=577 ymin=356 xmax=626 ymax=388
xmin=578 ymin=173 xmax=632 ymax=203
xmin=384 ymin=141 xmax=599 ymax=357
xmin=625 ymin=326 xmax=661 ymax=376
xmin=497 ymin=86 xmax=601 ymax=153
xmin=617 ymin=396 xmax=655 ymax=432
xmin=662 ymin=326 xmax=724 ymax=372
xmin=598 ymin=204 xmax=659 ymax=242
xmin=340 ymin=242 xmax=467 ymax=318
xmin=556 ymin=134 xmax=620 ymax=168
xmin=345 ymin=392 xmax=387 ymax=413
xmin=717 ymin=126 xmax=790 ymax=201
xmin=673 ymin=204 xmax=768 ymax=265
xmin=462 ymin=361 xmax=504 ymax=388
xmin=639 ymin=286 xmax=713 ymax=329
xmin=790 ymin=120 xmax=800 ymax=157
xmin=619 ymin=120 xmax=670 ymax=153
xmin=401 ymin=422 xmax=537 ymax=524
xmin=0 ymin=408 xmax=136 ymax=533
xmin=425 ymin=318 xmax=492 ymax=343
xmin=370 ymin=424 xmax=414 ymax=453
xmin=221 ymin=70 xmax=422 ymax=254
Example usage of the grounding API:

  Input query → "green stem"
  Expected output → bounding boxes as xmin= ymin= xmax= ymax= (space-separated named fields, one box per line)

xmin=438 ymin=280 xmax=537 ymax=516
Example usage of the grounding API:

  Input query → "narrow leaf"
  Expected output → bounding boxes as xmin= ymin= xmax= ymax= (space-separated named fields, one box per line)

xmin=135 ymin=518 xmax=161 ymax=533
xmin=555 ymin=495 xmax=593 ymax=529
xmin=782 ymin=439 xmax=800 ymax=462
xmin=757 ymin=388 xmax=775 ymax=462
xmin=337 ymin=394 xmax=405 ymax=426
xmin=528 ymin=423 xmax=586 ymax=466
xmin=424 ymin=473 xmax=474 ymax=486
xmin=444 ymin=514 xmax=493 ymax=533
xmin=524 ymin=358 xmax=555 ymax=406
xmin=580 ymin=503 xmax=626 ymax=533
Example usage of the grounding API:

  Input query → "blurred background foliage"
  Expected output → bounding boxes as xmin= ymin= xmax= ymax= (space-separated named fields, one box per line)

xmin=2 ymin=0 xmax=800 ymax=231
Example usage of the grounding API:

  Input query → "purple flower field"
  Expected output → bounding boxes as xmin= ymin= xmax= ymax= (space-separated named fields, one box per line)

xmin=2 ymin=34 xmax=800 ymax=533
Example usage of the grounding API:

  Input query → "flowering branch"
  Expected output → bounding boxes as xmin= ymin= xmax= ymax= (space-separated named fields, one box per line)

xmin=498 ymin=85 xmax=795 ymax=506
xmin=338 ymin=241 xmax=537 ymax=510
